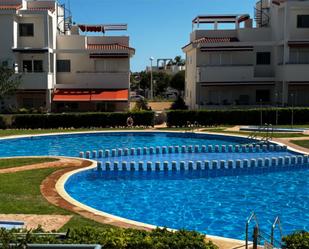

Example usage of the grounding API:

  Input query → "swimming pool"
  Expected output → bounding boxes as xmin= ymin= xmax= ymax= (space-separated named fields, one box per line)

xmin=0 ymin=132 xmax=251 ymax=158
xmin=0 ymin=131 xmax=308 ymax=240
xmin=65 ymin=167 xmax=309 ymax=239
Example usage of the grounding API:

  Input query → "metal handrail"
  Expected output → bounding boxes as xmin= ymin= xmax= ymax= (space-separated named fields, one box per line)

xmin=246 ymin=212 xmax=259 ymax=249
xmin=254 ymin=0 xmax=270 ymax=27
xmin=271 ymin=216 xmax=283 ymax=246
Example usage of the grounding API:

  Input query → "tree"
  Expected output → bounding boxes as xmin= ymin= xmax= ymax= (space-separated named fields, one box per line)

xmin=137 ymin=71 xmax=171 ymax=97
xmin=133 ymin=98 xmax=150 ymax=111
xmin=170 ymin=95 xmax=188 ymax=110
xmin=170 ymin=71 xmax=185 ymax=92
xmin=139 ymin=71 xmax=151 ymax=90
xmin=0 ymin=66 xmax=21 ymax=100
xmin=154 ymin=72 xmax=171 ymax=96
xmin=173 ymin=56 xmax=185 ymax=66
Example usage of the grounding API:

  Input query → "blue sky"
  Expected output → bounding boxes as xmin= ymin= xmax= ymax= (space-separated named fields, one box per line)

xmin=69 ymin=0 xmax=257 ymax=71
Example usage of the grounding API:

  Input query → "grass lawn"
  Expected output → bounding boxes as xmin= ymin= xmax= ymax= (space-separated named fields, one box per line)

xmin=291 ymin=140 xmax=309 ymax=149
xmin=0 ymin=167 xmax=111 ymax=230
xmin=0 ymin=158 xmax=57 ymax=170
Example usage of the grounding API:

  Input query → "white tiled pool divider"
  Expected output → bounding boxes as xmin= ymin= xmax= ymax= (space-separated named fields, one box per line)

xmin=121 ymin=161 xmax=128 ymax=171
xmin=98 ymin=150 xmax=103 ymax=158
xmin=77 ymin=144 xmax=307 ymax=172
xmin=112 ymin=149 xmax=117 ymax=157
xmin=147 ymin=161 xmax=152 ymax=171
xmin=149 ymin=147 xmax=154 ymax=154
xmin=82 ymin=144 xmax=289 ymax=160
xmin=181 ymin=146 xmax=186 ymax=153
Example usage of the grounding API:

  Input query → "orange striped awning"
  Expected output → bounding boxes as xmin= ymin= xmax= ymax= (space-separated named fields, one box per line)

xmin=53 ymin=89 xmax=128 ymax=102
xmin=0 ymin=4 xmax=22 ymax=10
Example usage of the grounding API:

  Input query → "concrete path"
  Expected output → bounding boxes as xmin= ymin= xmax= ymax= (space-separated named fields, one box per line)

xmin=0 ymin=214 xmax=72 ymax=231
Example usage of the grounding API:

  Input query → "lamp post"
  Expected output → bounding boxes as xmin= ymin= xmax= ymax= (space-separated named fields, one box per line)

xmin=275 ymin=92 xmax=278 ymax=126
xmin=149 ymin=56 xmax=154 ymax=100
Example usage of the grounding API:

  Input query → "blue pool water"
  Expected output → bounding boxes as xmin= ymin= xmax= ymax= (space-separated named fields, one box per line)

xmin=0 ymin=132 xmax=251 ymax=158
xmin=0 ymin=131 xmax=308 ymax=240
xmin=66 ymin=167 xmax=309 ymax=240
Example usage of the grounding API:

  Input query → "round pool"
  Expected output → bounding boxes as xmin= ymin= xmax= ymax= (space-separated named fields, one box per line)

xmin=0 ymin=131 xmax=308 ymax=240
xmin=65 ymin=168 xmax=309 ymax=239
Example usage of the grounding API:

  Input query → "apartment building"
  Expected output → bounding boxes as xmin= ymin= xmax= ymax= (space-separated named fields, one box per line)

xmin=183 ymin=0 xmax=309 ymax=110
xmin=0 ymin=0 xmax=135 ymax=112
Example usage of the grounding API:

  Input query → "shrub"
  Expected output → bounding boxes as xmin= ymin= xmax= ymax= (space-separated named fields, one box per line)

xmin=10 ymin=112 xmax=155 ymax=129
xmin=0 ymin=227 xmax=218 ymax=249
xmin=133 ymin=98 xmax=151 ymax=111
xmin=283 ymin=231 xmax=309 ymax=249
xmin=170 ymin=96 xmax=188 ymax=110
xmin=166 ymin=108 xmax=309 ymax=127
xmin=0 ymin=116 xmax=5 ymax=129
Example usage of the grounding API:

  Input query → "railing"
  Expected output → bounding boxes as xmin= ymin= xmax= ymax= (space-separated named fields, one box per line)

xmin=197 ymin=65 xmax=254 ymax=82
xmin=246 ymin=213 xmax=283 ymax=249
xmin=18 ymin=72 xmax=53 ymax=89
xmin=247 ymin=124 xmax=274 ymax=143
xmin=56 ymin=72 xmax=129 ymax=88
xmin=254 ymin=0 xmax=270 ymax=27
xmin=246 ymin=212 xmax=259 ymax=249
xmin=271 ymin=216 xmax=283 ymax=247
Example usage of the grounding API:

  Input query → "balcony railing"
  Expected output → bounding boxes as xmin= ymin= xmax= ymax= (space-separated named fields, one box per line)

xmin=56 ymin=71 xmax=130 ymax=89
xmin=277 ymin=64 xmax=309 ymax=81
xmin=18 ymin=72 xmax=54 ymax=90
xmin=197 ymin=65 xmax=254 ymax=82
xmin=197 ymin=64 xmax=276 ymax=83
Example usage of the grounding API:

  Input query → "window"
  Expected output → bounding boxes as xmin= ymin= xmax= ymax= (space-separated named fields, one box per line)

xmin=256 ymin=52 xmax=271 ymax=65
xmin=33 ymin=60 xmax=43 ymax=72
xmin=19 ymin=23 xmax=34 ymax=36
xmin=256 ymin=90 xmax=270 ymax=103
xmin=22 ymin=60 xmax=43 ymax=72
xmin=22 ymin=60 xmax=32 ymax=72
xmin=57 ymin=60 xmax=71 ymax=72
xmin=297 ymin=15 xmax=309 ymax=28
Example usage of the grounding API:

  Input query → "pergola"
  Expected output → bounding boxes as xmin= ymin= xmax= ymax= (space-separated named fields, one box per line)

xmin=192 ymin=14 xmax=250 ymax=30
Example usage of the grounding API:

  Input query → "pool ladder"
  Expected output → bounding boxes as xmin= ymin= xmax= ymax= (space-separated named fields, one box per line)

xmin=247 ymin=124 xmax=274 ymax=143
xmin=245 ymin=212 xmax=283 ymax=249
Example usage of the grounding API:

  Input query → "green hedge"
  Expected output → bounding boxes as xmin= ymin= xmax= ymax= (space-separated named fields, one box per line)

xmin=0 ymin=112 xmax=154 ymax=129
xmin=167 ymin=108 xmax=309 ymax=127
xmin=0 ymin=116 xmax=5 ymax=129
xmin=283 ymin=231 xmax=309 ymax=249
xmin=0 ymin=227 xmax=218 ymax=249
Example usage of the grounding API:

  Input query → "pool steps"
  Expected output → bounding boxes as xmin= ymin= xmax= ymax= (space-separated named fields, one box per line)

xmin=96 ymin=155 xmax=309 ymax=172
xmin=80 ymin=144 xmax=288 ymax=159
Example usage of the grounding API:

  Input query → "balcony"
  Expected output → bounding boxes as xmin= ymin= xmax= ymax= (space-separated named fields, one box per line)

xmin=18 ymin=72 xmax=54 ymax=90
xmin=277 ymin=64 xmax=309 ymax=81
xmin=55 ymin=71 xmax=130 ymax=89
xmin=197 ymin=65 xmax=276 ymax=83
xmin=197 ymin=65 xmax=254 ymax=82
